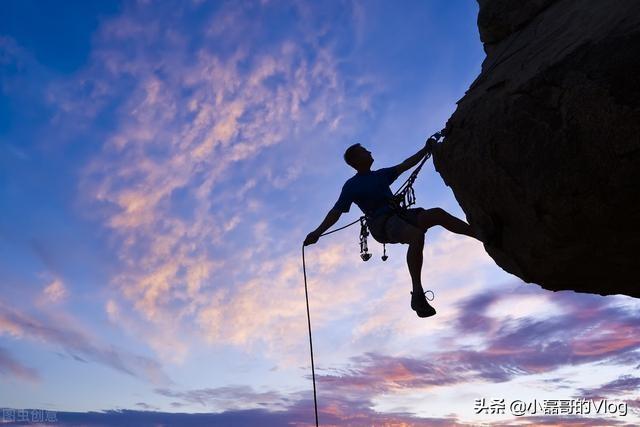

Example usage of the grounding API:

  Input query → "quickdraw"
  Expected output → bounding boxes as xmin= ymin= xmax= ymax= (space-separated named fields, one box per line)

xmin=359 ymin=216 xmax=373 ymax=261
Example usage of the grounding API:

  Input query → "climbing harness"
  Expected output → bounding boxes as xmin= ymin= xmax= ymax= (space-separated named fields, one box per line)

xmin=300 ymin=130 xmax=444 ymax=426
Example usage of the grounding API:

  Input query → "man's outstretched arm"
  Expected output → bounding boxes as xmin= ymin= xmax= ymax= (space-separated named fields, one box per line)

xmin=393 ymin=145 xmax=429 ymax=176
xmin=304 ymin=208 xmax=342 ymax=246
xmin=392 ymin=138 xmax=436 ymax=176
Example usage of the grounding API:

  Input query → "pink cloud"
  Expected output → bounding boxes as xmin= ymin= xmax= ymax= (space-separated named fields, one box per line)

xmin=35 ymin=0 xmax=379 ymax=366
xmin=308 ymin=286 xmax=640 ymax=411
xmin=0 ymin=300 xmax=170 ymax=385
xmin=0 ymin=346 xmax=39 ymax=383
xmin=41 ymin=278 xmax=67 ymax=303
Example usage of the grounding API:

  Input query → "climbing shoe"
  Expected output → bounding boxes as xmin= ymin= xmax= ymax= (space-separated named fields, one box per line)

xmin=411 ymin=291 xmax=436 ymax=318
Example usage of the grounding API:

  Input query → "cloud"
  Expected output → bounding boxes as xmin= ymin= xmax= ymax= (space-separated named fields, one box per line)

xmin=33 ymin=0 xmax=381 ymax=364
xmin=18 ymin=380 xmax=465 ymax=426
xmin=154 ymin=385 xmax=290 ymax=412
xmin=438 ymin=287 xmax=640 ymax=383
xmin=578 ymin=375 xmax=640 ymax=399
xmin=195 ymin=244 xmax=367 ymax=363
xmin=0 ymin=346 xmax=40 ymax=383
xmin=3 ymin=405 xmax=632 ymax=427
xmin=0 ymin=300 xmax=170 ymax=385
xmin=348 ymin=232 xmax=494 ymax=348
xmin=0 ymin=406 xmax=462 ymax=427
xmin=41 ymin=279 xmax=67 ymax=303
xmin=317 ymin=352 xmax=465 ymax=396
xmin=488 ymin=415 xmax=632 ymax=426
xmin=104 ymin=298 xmax=190 ymax=364
xmin=304 ymin=286 xmax=640 ymax=417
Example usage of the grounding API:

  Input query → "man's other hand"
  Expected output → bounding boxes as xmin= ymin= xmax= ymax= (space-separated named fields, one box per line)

xmin=304 ymin=231 xmax=321 ymax=246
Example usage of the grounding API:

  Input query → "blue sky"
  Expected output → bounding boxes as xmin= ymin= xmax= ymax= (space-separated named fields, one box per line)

xmin=1 ymin=0 xmax=639 ymax=425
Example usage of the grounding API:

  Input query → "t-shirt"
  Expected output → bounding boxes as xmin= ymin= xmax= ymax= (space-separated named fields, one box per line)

xmin=332 ymin=166 xmax=402 ymax=218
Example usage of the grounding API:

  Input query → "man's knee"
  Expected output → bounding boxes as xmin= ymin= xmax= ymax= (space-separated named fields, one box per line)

xmin=426 ymin=207 xmax=446 ymax=218
xmin=417 ymin=207 xmax=446 ymax=229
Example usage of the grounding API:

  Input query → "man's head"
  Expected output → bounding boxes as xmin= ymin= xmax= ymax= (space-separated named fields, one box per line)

xmin=344 ymin=143 xmax=373 ymax=171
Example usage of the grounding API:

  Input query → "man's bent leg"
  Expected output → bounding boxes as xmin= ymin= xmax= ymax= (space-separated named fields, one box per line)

xmin=416 ymin=207 xmax=477 ymax=239
xmin=406 ymin=232 xmax=425 ymax=294
xmin=383 ymin=213 xmax=436 ymax=317
xmin=406 ymin=230 xmax=436 ymax=317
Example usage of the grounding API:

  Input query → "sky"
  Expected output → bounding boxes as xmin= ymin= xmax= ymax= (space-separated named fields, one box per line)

xmin=1 ymin=0 xmax=639 ymax=426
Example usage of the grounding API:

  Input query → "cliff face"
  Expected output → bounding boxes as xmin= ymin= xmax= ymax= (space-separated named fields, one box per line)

xmin=433 ymin=0 xmax=640 ymax=297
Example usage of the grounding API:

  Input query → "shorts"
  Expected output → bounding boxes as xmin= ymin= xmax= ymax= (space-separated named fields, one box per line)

xmin=368 ymin=207 xmax=424 ymax=244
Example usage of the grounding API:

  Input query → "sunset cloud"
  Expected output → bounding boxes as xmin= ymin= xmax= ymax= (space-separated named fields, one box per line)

xmin=44 ymin=0 xmax=376 ymax=365
xmin=301 ymin=286 xmax=640 ymax=420
xmin=41 ymin=278 xmax=67 ymax=303
xmin=0 ymin=300 xmax=170 ymax=385
xmin=0 ymin=346 xmax=39 ymax=383
xmin=0 ymin=406 xmax=462 ymax=426
xmin=155 ymin=385 xmax=290 ymax=412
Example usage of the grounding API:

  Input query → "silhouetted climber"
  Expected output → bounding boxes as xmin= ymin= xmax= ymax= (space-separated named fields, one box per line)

xmin=304 ymin=139 xmax=479 ymax=318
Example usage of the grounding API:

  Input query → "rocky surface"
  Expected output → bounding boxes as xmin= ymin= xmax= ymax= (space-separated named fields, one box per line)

xmin=433 ymin=0 xmax=640 ymax=297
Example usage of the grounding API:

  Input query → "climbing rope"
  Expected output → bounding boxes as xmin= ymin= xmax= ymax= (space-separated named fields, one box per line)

xmin=301 ymin=245 xmax=319 ymax=426
xmin=300 ymin=130 xmax=443 ymax=426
